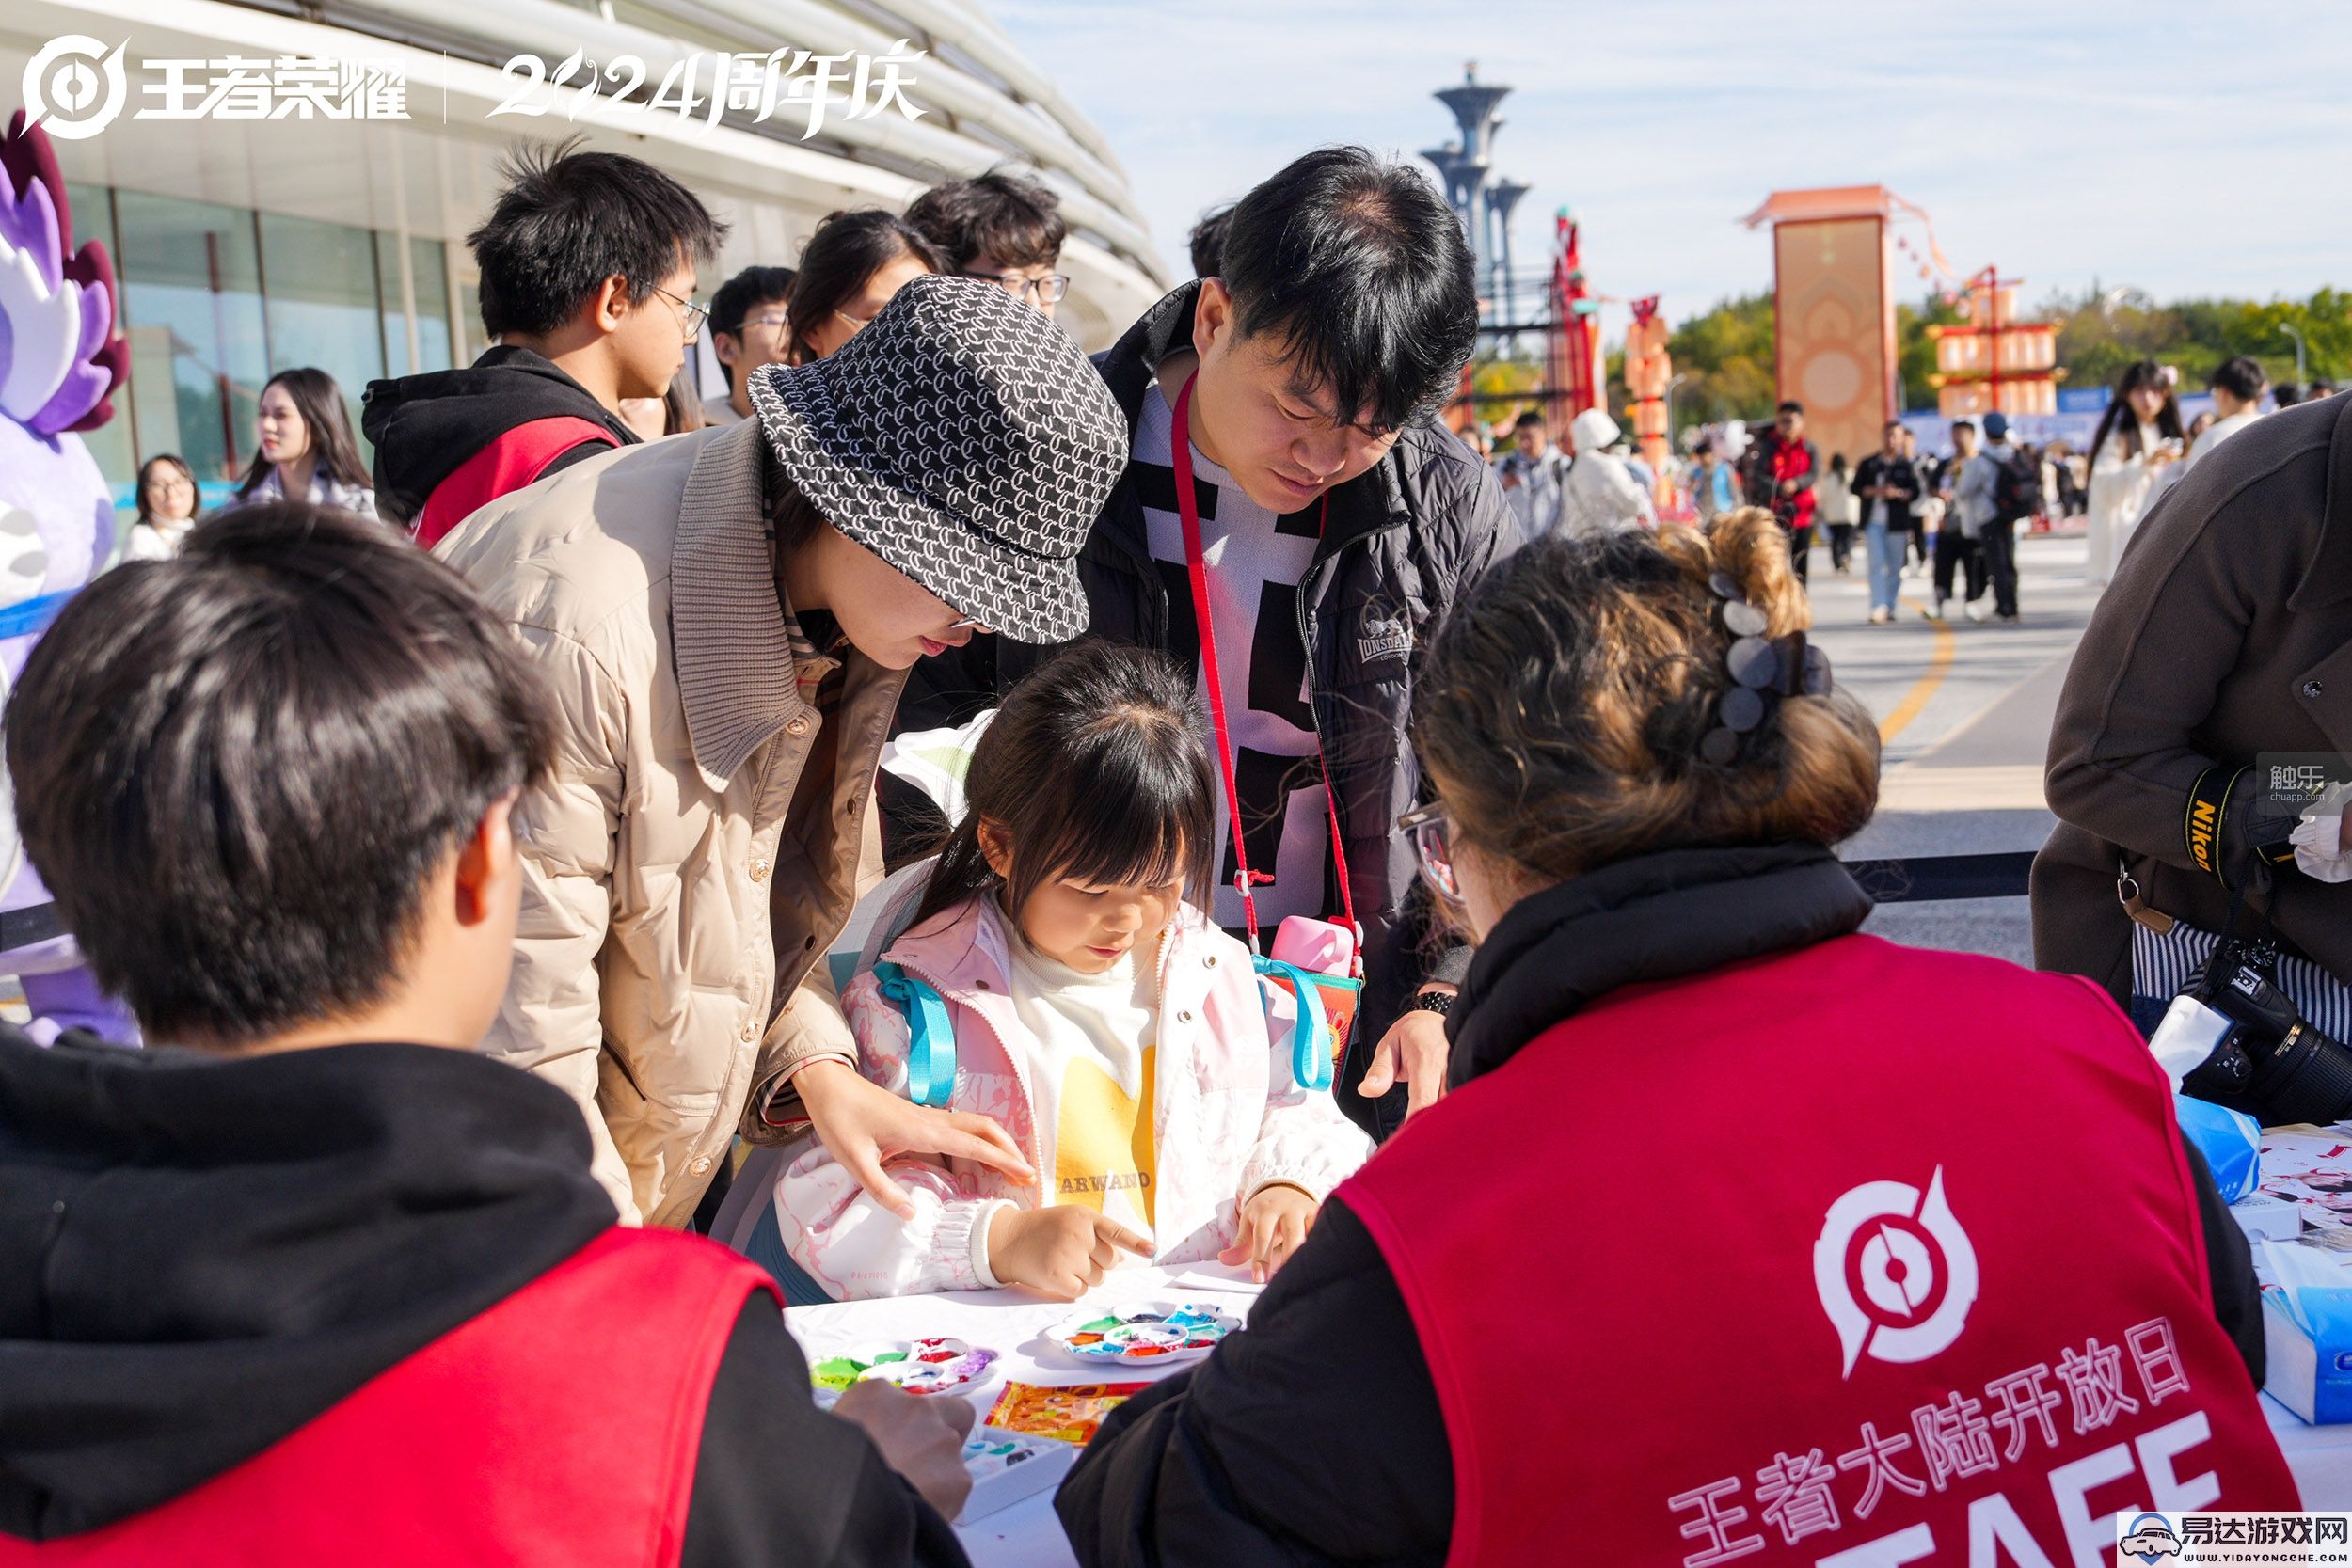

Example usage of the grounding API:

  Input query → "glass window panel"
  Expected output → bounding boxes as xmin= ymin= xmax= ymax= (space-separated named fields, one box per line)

xmin=258 ymin=212 xmax=384 ymax=464
xmin=374 ymin=231 xmax=453 ymax=378
xmin=56 ymin=181 xmax=136 ymax=523
xmin=110 ymin=191 xmax=268 ymax=490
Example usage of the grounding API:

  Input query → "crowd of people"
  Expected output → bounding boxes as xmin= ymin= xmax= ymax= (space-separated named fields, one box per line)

xmin=0 ymin=126 xmax=2322 ymax=1565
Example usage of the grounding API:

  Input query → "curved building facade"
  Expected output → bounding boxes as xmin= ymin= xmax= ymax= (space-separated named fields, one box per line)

xmin=4 ymin=0 xmax=1167 ymax=501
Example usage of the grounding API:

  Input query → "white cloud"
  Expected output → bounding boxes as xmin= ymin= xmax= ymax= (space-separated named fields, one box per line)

xmin=993 ymin=0 xmax=2352 ymax=328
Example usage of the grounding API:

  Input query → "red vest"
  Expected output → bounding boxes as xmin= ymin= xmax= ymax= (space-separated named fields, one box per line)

xmin=1342 ymin=935 xmax=2297 ymax=1568
xmin=3 ymin=1228 xmax=772 ymax=1566
xmin=415 ymin=416 xmax=616 ymax=547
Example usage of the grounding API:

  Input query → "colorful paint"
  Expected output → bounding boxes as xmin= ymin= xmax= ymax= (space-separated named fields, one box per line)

xmin=982 ymin=1381 xmax=1152 ymax=1446
xmin=809 ymin=1337 xmax=999 ymax=1396
xmin=1044 ymin=1300 xmax=1239 ymax=1367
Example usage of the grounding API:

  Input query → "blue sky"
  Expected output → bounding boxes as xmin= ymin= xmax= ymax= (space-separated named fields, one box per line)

xmin=993 ymin=0 xmax=2352 ymax=336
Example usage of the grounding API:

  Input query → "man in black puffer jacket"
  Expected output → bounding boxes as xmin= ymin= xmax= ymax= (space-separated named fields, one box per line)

xmin=891 ymin=148 xmax=1519 ymax=1142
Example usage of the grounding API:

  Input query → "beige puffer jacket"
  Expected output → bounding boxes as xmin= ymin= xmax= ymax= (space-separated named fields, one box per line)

xmin=438 ymin=418 xmax=903 ymax=1226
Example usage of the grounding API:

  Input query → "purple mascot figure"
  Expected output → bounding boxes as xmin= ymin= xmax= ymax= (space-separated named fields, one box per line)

xmin=0 ymin=108 xmax=135 ymax=1041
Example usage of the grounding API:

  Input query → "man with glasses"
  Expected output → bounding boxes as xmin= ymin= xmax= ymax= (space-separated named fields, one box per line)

xmin=906 ymin=169 xmax=1071 ymax=320
xmin=364 ymin=137 xmax=721 ymax=547
xmin=895 ymin=148 xmax=1518 ymax=1145
xmin=703 ymin=265 xmax=797 ymax=426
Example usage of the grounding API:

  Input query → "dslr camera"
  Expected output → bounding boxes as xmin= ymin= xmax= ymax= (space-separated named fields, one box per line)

xmin=2154 ymin=939 xmax=2352 ymax=1124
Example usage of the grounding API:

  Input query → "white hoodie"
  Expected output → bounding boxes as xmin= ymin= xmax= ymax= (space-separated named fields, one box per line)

xmin=1558 ymin=408 xmax=1658 ymax=540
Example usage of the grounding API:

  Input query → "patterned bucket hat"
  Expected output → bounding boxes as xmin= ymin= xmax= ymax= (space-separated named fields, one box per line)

xmin=747 ymin=275 xmax=1126 ymax=643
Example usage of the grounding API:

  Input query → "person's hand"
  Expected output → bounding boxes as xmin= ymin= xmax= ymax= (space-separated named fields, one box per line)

xmin=1500 ymin=469 xmax=1523 ymax=491
xmin=796 ymin=1060 xmax=1034 ymax=1221
xmin=987 ymin=1206 xmax=1153 ymax=1299
xmin=2148 ymin=446 xmax=2181 ymax=467
xmin=1220 ymin=1184 xmax=1318 ymax=1283
xmin=832 ymin=1379 xmax=977 ymax=1520
xmin=1357 ymin=987 xmax=1455 ymax=1121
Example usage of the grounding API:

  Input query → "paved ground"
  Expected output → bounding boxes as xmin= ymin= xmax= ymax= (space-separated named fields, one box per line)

xmin=1807 ymin=530 xmax=2100 ymax=965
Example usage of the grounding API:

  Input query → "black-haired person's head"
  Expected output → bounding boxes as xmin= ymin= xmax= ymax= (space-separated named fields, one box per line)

xmin=137 ymin=452 xmax=198 ymax=527
xmin=1183 ymin=146 xmax=1476 ymax=516
xmin=905 ymin=169 xmax=1070 ymax=318
xmin=1774 ymin=400 xmax=1805 ymax=440
xmin=708 ymin=265 xmax=797 ymax=401
xmin=2088 ymin=357 xmax=2185 ymax=465
xmin=908 ymin=642 xmax=1215 ymax=974
xmin=788 ymin=210 xmax=946 ymax=363
xmin=1410 ymin=509 xmax=1879 ymax=940
xmin=6 ymin=502 xmax=557 ymax=1051
xmin=467 ymin=136 xmax=727 ymax=404
xmin=1188 ymin=202 xmax=1235 ymax=278
xmin=2208 ymin=356 xmax=2266 ymax=410
xmin=1513 ymin=409 xmax=1550 ymax=457
xmin=238 ymin=368 xmax=371 ymax=500
xmin=2313 ymin=379 xmax=2338 ymax=399
xmin=2276 ymin=382 xmax=2306 ymax=408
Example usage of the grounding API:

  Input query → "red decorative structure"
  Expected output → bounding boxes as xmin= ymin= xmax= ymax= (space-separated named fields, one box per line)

xmin=1545 ymin=210 xmax=1601 ymax=435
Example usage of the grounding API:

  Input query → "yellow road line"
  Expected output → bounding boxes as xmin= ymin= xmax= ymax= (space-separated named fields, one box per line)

xmin=1877 ymin=596 xmax=1956 ymax=744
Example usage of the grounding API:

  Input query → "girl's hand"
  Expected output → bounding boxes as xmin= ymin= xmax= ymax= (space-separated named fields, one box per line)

xmin=988 ymin=1206 xmax=1153 ymax=1300
xmin=795 ymin=1060 xmax=1034 ymax=1221
xmin=1221 ymin=1184 xmax=1318 ymax=1283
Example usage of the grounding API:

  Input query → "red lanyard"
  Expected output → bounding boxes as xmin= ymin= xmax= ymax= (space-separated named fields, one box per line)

xmin=1169 ymin=375 xmax=1359 ymax=960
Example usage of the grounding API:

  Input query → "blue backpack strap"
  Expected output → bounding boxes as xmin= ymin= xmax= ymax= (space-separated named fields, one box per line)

xmin=871 ymin=960 xmax=957 ymax=1108
xmin=1253 ymin=955 xmax=1338 ymax=1094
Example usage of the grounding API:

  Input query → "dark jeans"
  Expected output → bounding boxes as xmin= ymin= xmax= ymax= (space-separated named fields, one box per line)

xmin=1980 ymin=516 xmax=2020 ymax=616
xmin=1907 ymin=519 xmax=1930 ymax=566
xmin=1785 ymin=522 xmax=1813 ymax=583
xmin=1932 ymin=528 xmax=1986 ymax=604
xmin=1827 ymin=521 xmax=1854 ymax=570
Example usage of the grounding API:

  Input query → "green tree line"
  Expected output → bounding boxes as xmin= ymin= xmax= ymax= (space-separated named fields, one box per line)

xmin=1643 ymin=285 xmax=2350 ymax=425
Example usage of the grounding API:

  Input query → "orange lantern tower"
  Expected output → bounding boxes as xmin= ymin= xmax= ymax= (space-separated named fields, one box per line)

xmin=1926 ymin=267 xmax=2062 ymax=419
xmin=1623 ymin=296 xmax=1674 ymax=508
xmin=1740 ymin=185 xmax=1901 ymax=472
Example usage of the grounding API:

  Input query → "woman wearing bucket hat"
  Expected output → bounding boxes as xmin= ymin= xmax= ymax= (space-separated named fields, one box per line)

xmin=438 ymin=274 xmax=1127 ymax=1231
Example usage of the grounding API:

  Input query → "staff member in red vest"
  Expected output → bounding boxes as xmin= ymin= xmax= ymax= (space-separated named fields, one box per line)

xmin=0 ymin=504 xmax=973 ymax=1566
xmin=1060 ymin=507 xmax=2294 ymax=1566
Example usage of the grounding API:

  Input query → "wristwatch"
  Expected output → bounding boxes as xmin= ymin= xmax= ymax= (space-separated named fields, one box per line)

xmin=1408 ymin=990 xmax=1454 ymax=1018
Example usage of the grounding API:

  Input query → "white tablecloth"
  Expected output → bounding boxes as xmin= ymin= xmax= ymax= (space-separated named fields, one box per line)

xmin=788 ymin=1269 xmax=2352 ymax=1565
xmin=786 ymin=1261 xmax=1265 ymax=1568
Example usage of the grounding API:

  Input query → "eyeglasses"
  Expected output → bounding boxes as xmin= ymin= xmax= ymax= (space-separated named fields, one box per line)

xmin=734 ymin=312 xmax=790 ymax=334
xmin=961 ymin=270 xmax=1071 ymax=306
xmin=833 ymin=308 xmax=877 ymax=338
xmin=646 ymin=283 xmax=710 ymax=342
xmin=1396 ymin=800 xmax=1462 ymax=906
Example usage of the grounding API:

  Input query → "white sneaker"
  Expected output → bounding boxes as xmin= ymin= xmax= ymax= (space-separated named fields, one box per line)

xmin=1965 ymin=599 xmax=1993 ymax=623
xmin=1921 ymin=599 xmax=1946 ymax=623
xmin=1869 ymin=607 xmax=1892 ymax=625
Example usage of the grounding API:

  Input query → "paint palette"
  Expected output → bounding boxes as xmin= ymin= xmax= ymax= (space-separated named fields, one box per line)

xmin=810 ymin=1337 xmax=1000 ymax=1397
xmin=1042 ymin=1301 xmax=1240 ymax=1367
xmin=957 ymin=1426 xmax=1078 ymax=1522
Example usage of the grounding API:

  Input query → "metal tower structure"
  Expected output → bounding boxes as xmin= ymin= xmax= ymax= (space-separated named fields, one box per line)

xmin=1485 ymin=177 xmax=1532 ymax=327
xmin=1431 ymin=62 xmax=1510 ymax=300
